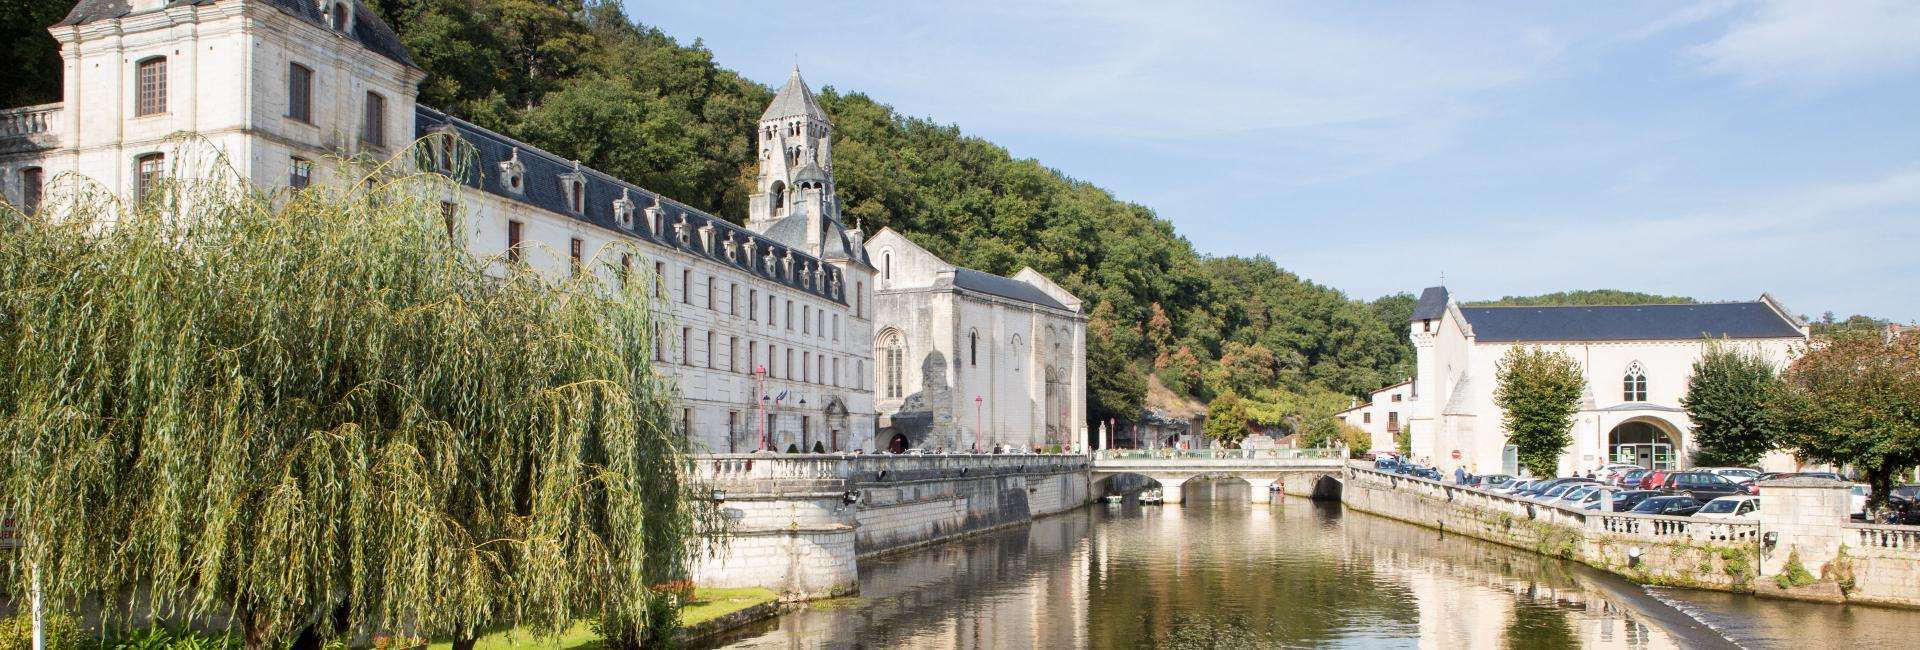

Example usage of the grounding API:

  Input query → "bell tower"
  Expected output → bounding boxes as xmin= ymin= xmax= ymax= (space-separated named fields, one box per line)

xmin=747 ymin=66 xmax=836 ymax=233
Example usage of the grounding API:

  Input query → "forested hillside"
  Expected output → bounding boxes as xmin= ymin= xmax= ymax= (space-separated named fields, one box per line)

xmin=11 ymin=0 xmax=1413 ymax=427
xmin=1467 ymin=290 xmax=1697 ymax=307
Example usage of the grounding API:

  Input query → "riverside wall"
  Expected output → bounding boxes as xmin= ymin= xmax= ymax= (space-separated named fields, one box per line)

xmin=689 ymin=453 xmax=1091 ymax=600
xmin=1340 ymin=463 xmax=1920 ymax=609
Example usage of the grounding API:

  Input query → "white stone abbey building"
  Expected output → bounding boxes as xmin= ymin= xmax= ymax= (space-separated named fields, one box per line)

xmin=1400 ymin=286 xmax=1810 ymax=477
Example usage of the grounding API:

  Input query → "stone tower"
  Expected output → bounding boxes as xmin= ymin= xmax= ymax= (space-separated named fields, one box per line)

xmin=746 ymin=67 xmax=838 ymax=250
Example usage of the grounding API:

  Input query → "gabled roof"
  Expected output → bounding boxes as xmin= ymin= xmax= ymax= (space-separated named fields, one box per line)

xmin=1411 ymin=286 xmax=1450 ymax=321
xmin=762 ymin=66 xmax=827 ymax=122
xmin=1459 ymin=302 xmax=1804 ymax=342
xmin=953 ymin=268 xmax=1070 ymax=311
xmin=59 ymin=0 xmax=416 ymax=68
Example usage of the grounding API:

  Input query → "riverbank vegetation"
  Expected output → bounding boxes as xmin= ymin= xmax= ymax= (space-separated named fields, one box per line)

xmin=0 ymin=154 xmax=706 ymax=648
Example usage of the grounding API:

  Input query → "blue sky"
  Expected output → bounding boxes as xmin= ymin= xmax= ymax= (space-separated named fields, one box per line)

xmin=624 ymin=1 xmax=1920 ymax=323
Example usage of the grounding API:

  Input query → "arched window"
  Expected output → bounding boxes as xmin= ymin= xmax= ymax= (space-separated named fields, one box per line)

xmin=136 ymin=56 xmax=167 ymax=116
xmin=134 ymin=153 xmax=165 ymax=202
xmin=882 ymin=251 xmax=892 ymax=280
xmin=969 ymin=329 xmax=979 ymax=366
xmin=1623 ymin=361 xmax=1648 ymax=402
xmin=1010 ymin=334 xmax=1024 ymax=374
xmin=770 ymin=180 xmax=785 ymax=212
xmin=881 ymin=330 xmax=904 ymax=399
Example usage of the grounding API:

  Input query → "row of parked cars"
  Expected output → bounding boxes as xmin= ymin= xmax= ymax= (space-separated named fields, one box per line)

xmin=1476 ymin=473 xmax=1762 ymax=518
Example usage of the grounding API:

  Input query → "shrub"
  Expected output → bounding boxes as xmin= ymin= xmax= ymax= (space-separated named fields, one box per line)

xmin=0 ymin=610 xmax=86 ymax=650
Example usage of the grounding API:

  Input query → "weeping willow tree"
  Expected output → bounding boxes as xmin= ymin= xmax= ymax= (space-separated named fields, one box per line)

xmin=0 ymin=139 xmax=708 ymax=649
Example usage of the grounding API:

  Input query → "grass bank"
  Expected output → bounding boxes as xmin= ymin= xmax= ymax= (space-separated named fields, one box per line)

xmin=424 ymin=588 xmax=779 ymax=649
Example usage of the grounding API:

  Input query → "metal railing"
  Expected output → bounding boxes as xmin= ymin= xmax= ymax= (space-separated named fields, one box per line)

xmin=1095 ymin=447 xmax=1343 ymax=461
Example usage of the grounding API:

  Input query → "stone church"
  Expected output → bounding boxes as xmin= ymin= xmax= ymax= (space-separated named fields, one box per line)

xmin=866 ymin=230 xmax=1087 ymax=453
xmin=1402 ymin=286 xmax=1810 ymax=476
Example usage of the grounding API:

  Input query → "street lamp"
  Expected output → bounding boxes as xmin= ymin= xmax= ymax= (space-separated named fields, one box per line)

xmin=975 ymin=395 xmax=984 ymax=450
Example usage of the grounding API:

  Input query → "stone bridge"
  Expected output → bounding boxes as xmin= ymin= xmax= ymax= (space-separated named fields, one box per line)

xmin=1091 ymin=449 xmax=1346 ymax=503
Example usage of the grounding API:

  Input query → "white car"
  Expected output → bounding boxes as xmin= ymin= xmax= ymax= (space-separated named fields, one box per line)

xmin=1596 ymin=464 xmax=1642 ymax=482
xmin=1695 ymin=495 xmax=1761 ymax=520
xmin=1850 ymin=484 xmax=1870 ymax=515
xmin=1699 ymin=467 xmax=1761 ymax=484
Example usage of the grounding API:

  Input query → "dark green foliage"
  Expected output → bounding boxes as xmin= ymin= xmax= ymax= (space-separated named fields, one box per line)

xmin=1494 ymin=347 xmax=1586 ymax=476
xmin=1468 ymin=290 xmax=1697 ymax=307
xmin=1202 ymin=393 xmax=1249 ymax=446
xmin=1808 ymin=313 xmax=1894 ymax=337
xmin=0 ymin=0 xmax=73 ymax=106
xmin=1681 ymin=343 xmax=1782 ymax=467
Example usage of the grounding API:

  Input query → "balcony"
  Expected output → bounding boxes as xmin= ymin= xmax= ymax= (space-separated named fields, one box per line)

xmin=0 ymin=104 xmax=62 ymax=155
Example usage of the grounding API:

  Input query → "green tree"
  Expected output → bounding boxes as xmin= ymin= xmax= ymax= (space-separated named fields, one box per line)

xmin=1203 ymin=392 xmax=1251 ymax=447
xmin=1469 ymin=289 xmax=1696 ymax=307
xmin=0 ymin=166 xmax=701 ymax=649
xmin=1495 ymin=347 xmax=1586 ymax=476
xmin=1681 ymin=343 xmax=1782 ymax=466
xmin=1771 ymin=333 xmax=1920 ymax=510
xmin=0 ymin=0 xmax=73 ymax=106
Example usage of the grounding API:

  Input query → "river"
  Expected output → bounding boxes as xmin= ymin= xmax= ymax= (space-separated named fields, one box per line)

xmin=708 ymin=480 xmax=1920 ymax=649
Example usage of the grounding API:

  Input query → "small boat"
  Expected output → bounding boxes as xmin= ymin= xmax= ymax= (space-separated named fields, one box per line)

xmin=1103 ymin=494 xmax=1124 ymax=504
xmin=1140 ymin=488 xmax=1164 ymax=505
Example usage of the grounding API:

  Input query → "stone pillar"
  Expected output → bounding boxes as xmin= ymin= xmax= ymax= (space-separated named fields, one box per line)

xmin=1246 ymin=477 xmax=1277 ymax=503
xmin=1757 ymin=476 xmax=1850 ymax=577
xmin=1155 ymin=476 xmax=1185 ymax=505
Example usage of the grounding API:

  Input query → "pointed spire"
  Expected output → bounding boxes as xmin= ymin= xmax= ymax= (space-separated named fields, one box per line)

xmin=762 ymin=65 xmax=828 ymax=121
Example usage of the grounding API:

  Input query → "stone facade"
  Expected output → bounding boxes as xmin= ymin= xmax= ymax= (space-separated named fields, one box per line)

xmin=0 ymin=0 xmax=876 ymax=455
xmin=1402 ymin=286 xmax=1810 ymax=476
xmin=867 ymin=229 xmax=1087 ymax=453
xmin=1335 ymin=379 xmax=1412 ymax=454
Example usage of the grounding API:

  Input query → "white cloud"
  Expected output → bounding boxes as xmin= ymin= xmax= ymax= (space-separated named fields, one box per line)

xmin=1688 ymin=0 xmax=1920 ymax=89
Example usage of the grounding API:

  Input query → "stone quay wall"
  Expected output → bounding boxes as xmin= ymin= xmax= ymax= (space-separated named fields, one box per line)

xmin=689 ymin=453 xmax=1091 ymax=599
xmin=1342 ymin=463 xmax=1920 ymax=609
xmin=1342 ymin=463 xmax=1757 ymax=592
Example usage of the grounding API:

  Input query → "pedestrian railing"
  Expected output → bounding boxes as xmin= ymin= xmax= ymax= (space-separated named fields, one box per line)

xmin=1847 ymin=523 xmax=1920 ymax=555
xmin=1096 ymin=447 xmax=1342 ymax=461
xmin=1346 ymin=462 xmax=1758 ymax=544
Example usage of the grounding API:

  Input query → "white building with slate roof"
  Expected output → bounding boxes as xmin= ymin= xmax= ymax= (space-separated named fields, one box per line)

xmin=866 ymin=229 xmax=1087 ymax=453
xmin=0 ymin=0 xmax=880 ymax=454
xmin=1404 ymin=286 xmax=1811 ymax=477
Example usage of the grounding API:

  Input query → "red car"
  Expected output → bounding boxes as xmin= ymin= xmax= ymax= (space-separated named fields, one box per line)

xmin=1638 ymin=470 xmax=1671 ymax=491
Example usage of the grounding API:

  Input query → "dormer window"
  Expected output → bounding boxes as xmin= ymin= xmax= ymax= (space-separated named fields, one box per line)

xmin=612 ymin=188 xmax=636 ymax=229
xmin=330 ymin=3 xmax=353 ymax=32
xmin=427 ymin=126 xmax=461 ymax=173
xmin=558 ymin=161 xmax=586 ymax=214
xmin=498 ymin=148 xmax=525 ymax=194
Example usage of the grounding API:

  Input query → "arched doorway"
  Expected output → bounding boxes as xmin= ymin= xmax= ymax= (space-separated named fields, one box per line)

xmin=887 ymin=432 xmax=909 ymax=454
xmin=1608 ymin=419 xmax=1679 ymax=469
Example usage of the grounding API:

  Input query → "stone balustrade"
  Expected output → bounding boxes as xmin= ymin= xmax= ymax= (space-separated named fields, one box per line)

xmin=1848 ymin=522 xmax=1920 ymax=553
xmin=0 ymin=104 xmax=61 ymax=153
xmin=694 ymin=452 xmax=1089 ymax=493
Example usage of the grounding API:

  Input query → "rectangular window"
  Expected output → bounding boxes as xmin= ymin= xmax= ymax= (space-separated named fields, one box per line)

xmin=749 ymin=289 xmax=759 ymax=321
xmin=289 ymin=157 xmax=312 ymax=189
xmin=506 ymin=220 xmax=523 ymax=263
xmin=706 ymin=331 xmax=715 ymax=368
xmin=363 ymin=92 xmax=386 ymax=147
xmin=785 ymin=349 xmax=794 ymax=380
xmin=802 ymin=305 xmax=810 ymax=334
xmin=707 ymin=277 xmax=716 ymax=310
xmin=855 ymin=281 xmax=863 ymax=318
xmin=570 ymin=237 xmax=584 ymax=276
xmin=832 ymin=358 xmax=840 ymax=387
xmin=727 ymin=411 xmax=740 ymax=453
xmin=1363 ymin=412 xmax=1372 ymax=424
xmin=683 ymin=408 xmax=692 ymax=438
xmin=287 ymin=62 xmax=313 ymax=123
xmin=682 ymin=327 xmax=692 ymax=366
xmin=727 ymin=336 xmax=737 ymax=372
xmin=832 ymin=314 xmax=840 ymax=341
xmin=1387 ymin=412 xmax=1399 ymax=433
xmin=768 ymin=295 xmax=777 ymax=327
xmin=817 ymin=311 xmax=825 ymax=338
xmin=135 ymin=153 xmax=164 ymax=202
xmin=653 ymin=324 xmax=665 ymax=361
xmin=1392 ymin=393 xmax=1402 ymax=403
xmin=682 ymin=270 xmax=692 ymax=304
xmin=136 ymin=57 xmax=167 ymax=116
xmin=785 ymin=301 xmax=794 ymax=331
xmin=730 ymin=283 xmax=739 ymax=316
xmin=655 ymin=262 xmax=666 ymax=298
xmin=20 ymin=167 xmax=43 ymax=213
xmin=803 ymin=354 xmax=810 ymax=383
xmin=749 ymin=341 xmax=759 ymax=374
xmin=619 ymin=254 xmax=632 ymax=287
xmin=440 ymin=201 xmax=457 ymax=239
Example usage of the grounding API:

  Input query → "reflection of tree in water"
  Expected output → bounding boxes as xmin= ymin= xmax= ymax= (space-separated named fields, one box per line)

xmin=1503 ymin=586 xmax=1578 ymax=650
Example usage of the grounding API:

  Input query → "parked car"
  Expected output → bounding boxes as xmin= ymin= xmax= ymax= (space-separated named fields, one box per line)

xmin=1533 ymin=479 xmax=1600 ymax=503
xmin=1472 ymin=474 xmax=1516 ymax=490
xmin=1596 ymin=464 xmax=1643 ymax=483
xmin=1518 ymin=477 xmax=1587 ymax=498
xmin=1588 ymin=490 xmax=1662 ymax=512
xmin=1699 ymin=467 xmax=1761 ymax=484
xmin=1631 ymin=495 xmax=1705 ymax=516
xmin=1659 ymin=471 xmax=1745 ymax=501
xmin=1375 ymin=456 xmax=1403 ymax=471
xmin=1496 ymin=479 xmax=1536 ymax=496
xmin=1744 ymin=471 xmax=1847 ymax=495
xmin=1695 ymin=495 xmax=1761 ymax=520
xmin=1849 ymin=484 xmax=1871 ymax=515
xmin=1558 ymin=484 xmax=1615 ymax=509
xmin=1637 ymin=470 xmax=1673 ymax=491
xmin=1617 ymin=468 xmax=1650 ymax=489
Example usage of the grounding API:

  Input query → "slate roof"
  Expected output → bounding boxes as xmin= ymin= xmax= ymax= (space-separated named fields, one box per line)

xmin=758 ymin=214 xmax=870 ymax=265
xmin=1459 ymin=302 xmax=1803 ymax=342
xmin=59 ymin=0 xmax=416 ymax=68
xmin=952 ymin=268 xmax=1070 ymax=311
xmin=1411 ymin=286 xmax=1449 ymax=321
xmin=417 ymin=106 xmax=845 ymax=304
xmin=762 ymin=67 xmax=827 ymax=122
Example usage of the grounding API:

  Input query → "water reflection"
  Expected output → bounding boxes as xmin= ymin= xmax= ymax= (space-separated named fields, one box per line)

xmin=713 ymin=496 xmax=1868 ymax=648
